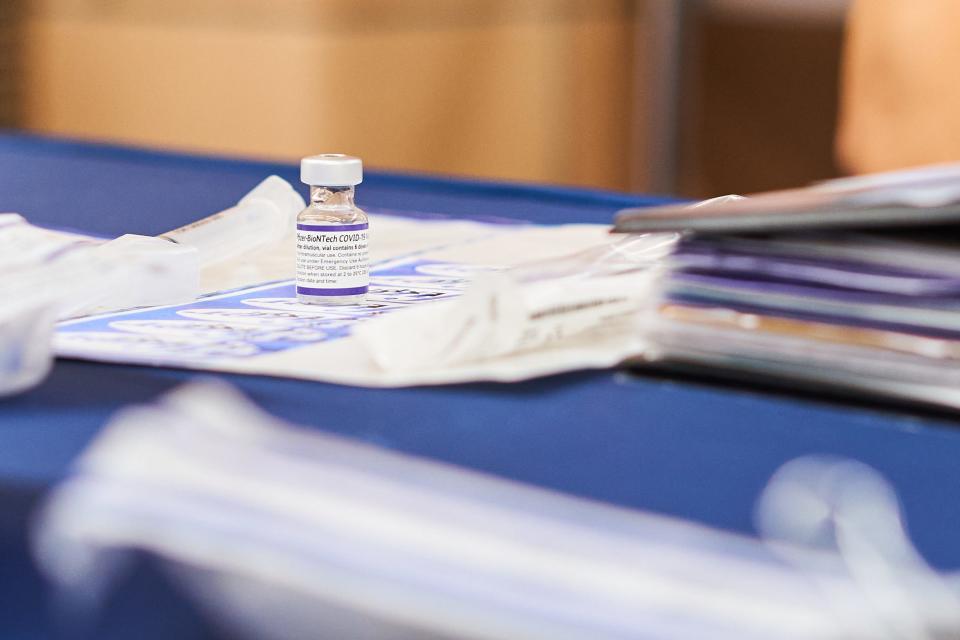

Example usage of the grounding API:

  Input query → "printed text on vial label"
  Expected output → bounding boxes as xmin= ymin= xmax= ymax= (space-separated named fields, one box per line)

xmin=296 ymin=230 xmax=369 ymax=289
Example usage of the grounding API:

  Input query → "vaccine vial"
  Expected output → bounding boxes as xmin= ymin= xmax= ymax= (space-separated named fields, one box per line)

xmin=295 ymin=154 xmax=369 ymax=305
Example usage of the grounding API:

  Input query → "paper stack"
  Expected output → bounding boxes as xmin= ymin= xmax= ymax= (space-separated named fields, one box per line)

xmin=616 ymin=165 xmax=960 ymax=412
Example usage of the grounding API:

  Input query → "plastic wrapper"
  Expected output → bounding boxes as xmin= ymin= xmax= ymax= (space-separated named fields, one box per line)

xmin=354 ymin=233 xmax=678 ymax=372
xmin=160 ymin=175 xmax=305 ymax=267
xmin=32 ymin=381 xmax=960 ymax=639
xmin=0 ymin=229 xmax=198 ymax=396
xmin=0 ymin=174 xmax=304 ymax=396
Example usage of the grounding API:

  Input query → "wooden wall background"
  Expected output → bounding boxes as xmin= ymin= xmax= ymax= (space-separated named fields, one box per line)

xmin=8 ymin=0 xmax=849 ymax=196
xmin=19 ymin=0 xmax=635 ymax=190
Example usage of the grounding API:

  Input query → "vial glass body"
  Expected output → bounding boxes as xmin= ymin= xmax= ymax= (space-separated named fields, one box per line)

xmin=296 ymin=186 xmax=369 ymax=305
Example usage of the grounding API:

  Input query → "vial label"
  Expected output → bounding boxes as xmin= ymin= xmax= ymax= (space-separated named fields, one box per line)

xmin=296 ymin=222 xmax=369 ymax=296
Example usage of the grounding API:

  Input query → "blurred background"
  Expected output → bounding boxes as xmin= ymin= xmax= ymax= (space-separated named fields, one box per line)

xmin=0 ymin=0 xmax=950 ymax=198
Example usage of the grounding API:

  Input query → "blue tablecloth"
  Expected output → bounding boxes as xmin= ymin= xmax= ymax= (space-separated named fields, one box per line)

xmin=3 ymin=133 xmax=960 ymax=638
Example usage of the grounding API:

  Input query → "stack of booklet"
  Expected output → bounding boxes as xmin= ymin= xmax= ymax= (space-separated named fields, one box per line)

xmin=615 ymin=165 xmax=960 ymax=412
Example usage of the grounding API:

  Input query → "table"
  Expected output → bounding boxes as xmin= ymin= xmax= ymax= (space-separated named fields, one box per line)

xmin=3 ymin=134 xmax=960 ymax=638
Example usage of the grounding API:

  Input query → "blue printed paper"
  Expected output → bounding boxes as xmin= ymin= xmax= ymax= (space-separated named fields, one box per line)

xmin=56 ymin=258 xmax=493 ymax=367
